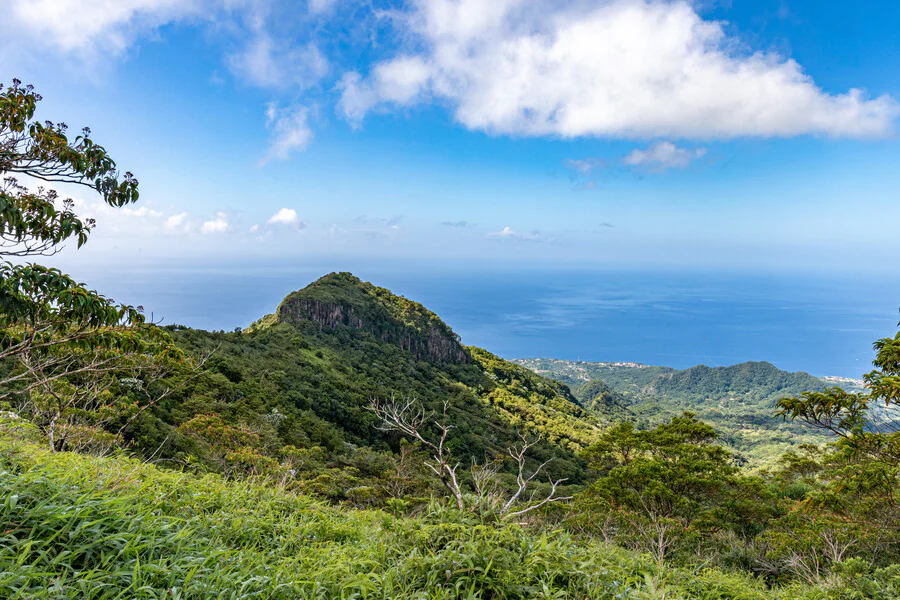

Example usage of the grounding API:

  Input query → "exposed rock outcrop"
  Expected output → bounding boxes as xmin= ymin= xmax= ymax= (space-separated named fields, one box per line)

xmin=276 ymin=273 xmax=468 ymax=364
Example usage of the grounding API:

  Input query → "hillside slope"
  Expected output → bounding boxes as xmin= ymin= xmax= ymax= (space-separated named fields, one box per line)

xmin=132 ymin=273 xmax=605 ymax=488
xmin=514 ymin=358 xmax=829 ymax=468
xmin=1 ymin=419 xmax=824 ymax=599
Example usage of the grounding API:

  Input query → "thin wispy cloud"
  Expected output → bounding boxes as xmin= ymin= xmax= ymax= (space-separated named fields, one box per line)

xmin=566 ymin=141 xmax=708 ymax=188
xmin=228 ymin=37 xmax=329 ymax=91
xmin=565 ymin=158 xmax=605 ymax=176
xmin=261 ymin=103 xmax=313 ymax=163
xmin=489 ymin=227 xmax=544 ymax=242
xmin=442 ymin=220 xmax=474 ymax=228
xmin=122 ymin=206 xmax=162 ymax=218
xmin=623 ymin=142 xmax=708 ymax=173
xmin=354 ymin=215 xmax=403 ymax=228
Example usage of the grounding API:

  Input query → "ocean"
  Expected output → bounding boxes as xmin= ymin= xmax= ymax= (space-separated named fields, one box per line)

xmin=77 ymin=262 xmax=900 ymax=379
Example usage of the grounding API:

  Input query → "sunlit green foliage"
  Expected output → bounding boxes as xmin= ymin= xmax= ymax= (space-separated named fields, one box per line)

xmin=122 ymin=274 xmax=616 ymax=493
xmin=573 ymin=414 xmax=779 ymax=566
xmin=0 ymin=80 xmax=183 ymax=453
xmin=517 ymin=358 xmax=829 ymax=468
xmin=2 ymin=422 xmax=885 ymax=600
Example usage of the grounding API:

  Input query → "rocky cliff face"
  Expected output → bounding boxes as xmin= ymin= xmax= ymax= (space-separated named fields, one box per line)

xmin=276 ymin=274 xmax=468 ymax=364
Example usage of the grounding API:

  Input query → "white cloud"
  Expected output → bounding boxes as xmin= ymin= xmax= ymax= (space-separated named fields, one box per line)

xmin=339 ymin=0 xmax=897 ymax=139
xmin=262 ymin=103 xmax=313 ymax=163
xmin=4 ymin=0 xmax=208 ymax=55
xmin=489 ymin=226 xmax=543 ymax=241
xmin=623 ymin=142 xmax=707 ymax=172
xmin=565 ymin=158 xmax=605 ymax=176
xmin=339 ymin=56 xmax=432 ymax=123
xmin=228 ymin=37 xmax=329 ymax=90
xmin=122 ymin=206 xmax=163 ymax=218
xmin=267 ymin=207 xmax=302 ymax=225
xmin=164 ymin=211 xmax=189 ymax=231
xmin=308 ymin=0 xmax=339 ymax=15
xmin=201 ymin=212 xmax=229 ymax=234
xmin=249 ymin=223 xmax=259 ymax=233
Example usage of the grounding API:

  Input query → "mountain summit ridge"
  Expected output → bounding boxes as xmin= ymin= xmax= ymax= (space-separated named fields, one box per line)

xmin=274 ymin=272 xmax=467 ymax=364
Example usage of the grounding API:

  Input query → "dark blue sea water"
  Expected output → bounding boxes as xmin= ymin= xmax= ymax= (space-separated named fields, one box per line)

xmin=76 ymin=261 xmax=900 ymax=379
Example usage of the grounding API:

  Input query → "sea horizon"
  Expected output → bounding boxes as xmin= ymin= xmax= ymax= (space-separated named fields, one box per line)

xmin=64 ymin=260 xmax=899 ymax=380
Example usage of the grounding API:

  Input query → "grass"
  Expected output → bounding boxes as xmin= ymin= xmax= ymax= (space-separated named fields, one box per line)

xmin=0 ymin=418 xmax=873 ymax=599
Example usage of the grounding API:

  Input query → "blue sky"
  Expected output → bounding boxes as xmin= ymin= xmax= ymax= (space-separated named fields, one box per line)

xmin=2 ymin=0 xmax=899 ymax=275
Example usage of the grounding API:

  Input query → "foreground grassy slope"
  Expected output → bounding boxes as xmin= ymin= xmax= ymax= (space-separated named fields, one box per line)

xmin=0 ymin=419 xmax=876 ymax=600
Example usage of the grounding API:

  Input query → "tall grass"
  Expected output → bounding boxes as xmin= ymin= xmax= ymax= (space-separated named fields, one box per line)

xmin=0 ymin=421 xmax=881 ymax=599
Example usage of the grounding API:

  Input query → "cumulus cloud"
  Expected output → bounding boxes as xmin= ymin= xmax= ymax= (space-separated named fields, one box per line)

xmin=489 ymin=226 xmax=543 ymax=241
xmin=267 ymin=207 xmax=305 ymax=227
xmin=339 ymin=56 xmax=432 ymax=123
xmin=338 ymin=0 xmax=897 ymax=139
xmin=201 ymin=212 xmax=229 ymax=234
xmin=4 ymin=0 xmax=209 ymax=55
xmin=262 ymin=103 xmax=313 ymax=163
xmin=164 ymin=212 xmax=189 ymax=231
xmin=623 ymin=142 xmax=707 ymax=172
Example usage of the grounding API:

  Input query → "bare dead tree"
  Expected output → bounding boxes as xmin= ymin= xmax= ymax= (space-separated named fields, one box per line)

xmin=623 ymin=496 xmax=682 ymax=567
xmin=470 ymin=459 xmax=502 ymax=500
xmin=369 ymin=396 xmax=464 ymax=509
xmin=370 ymin=396 xmax=572 ymax=516
xmin=500 ymin=432 xmax=572 ymax=518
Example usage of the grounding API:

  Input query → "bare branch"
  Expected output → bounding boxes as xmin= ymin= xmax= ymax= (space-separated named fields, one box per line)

xmin=369 ymin=396 xmax=464 ymax=509
xmin=499 ymin=432 xmax=572 ymax=518
xmin=505 ymin=478 xmax=572 ymax=518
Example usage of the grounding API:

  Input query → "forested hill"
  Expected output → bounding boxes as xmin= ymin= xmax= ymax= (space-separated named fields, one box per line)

xmin=134 ymin=273 xmax=607 ymax=490
xmin=516 ymin=358 xmax=826 ymax=404
xmin=273 ymin=272 xmax=467 ymax=364
xmin=513 ymin=358 xmax=830 ymax=468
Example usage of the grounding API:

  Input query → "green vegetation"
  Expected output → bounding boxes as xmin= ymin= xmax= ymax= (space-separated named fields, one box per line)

xmin=5 ymin=416 xmax=900 ymax=600
xmin=515 ymin=358 xmax=831 ymax=468
xmin=78 ymin=272 xmax=610 ymax=503
xmin=0 ymin=79 xmax=184 ymax=454
xmin=5 ymin=80 xmax=900 ymax=598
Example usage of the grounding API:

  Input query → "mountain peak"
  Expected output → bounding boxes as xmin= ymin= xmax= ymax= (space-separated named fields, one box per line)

xmin=276 ymin=272 xmax=468 ymax=364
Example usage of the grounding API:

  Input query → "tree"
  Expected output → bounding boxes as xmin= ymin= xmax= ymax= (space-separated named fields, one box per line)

xmin=1 ymin=78 xmax=145 ymax=356
xmin=369 ymin=396 xmax=571 ymax=516
xmin=774 ymin=327 xmax=900 ymax=575
xmin=778 ymin=327 xmax=900 ymax=467
xmin=576 ymin=413 xmax=768 ymax=565
xmin=777 ymin=327 xmax=900 ymax=518
xmin=0 ymin=79 xmax=183 ymax=450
